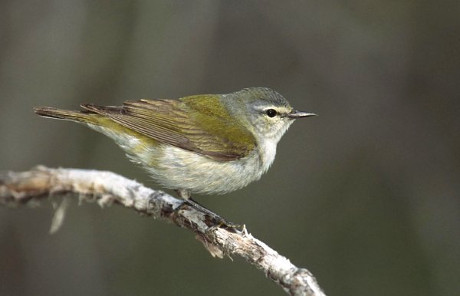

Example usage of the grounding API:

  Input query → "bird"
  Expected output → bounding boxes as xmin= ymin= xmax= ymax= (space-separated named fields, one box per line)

xmin=34 ymin=87 xmax=315 ymax=201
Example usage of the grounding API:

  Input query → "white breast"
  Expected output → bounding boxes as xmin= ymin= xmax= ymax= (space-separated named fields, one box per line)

xmin=88 ymin=123 xmax=279 ymax=195
xmin=148 ymin=144 xmax=274 ymax=195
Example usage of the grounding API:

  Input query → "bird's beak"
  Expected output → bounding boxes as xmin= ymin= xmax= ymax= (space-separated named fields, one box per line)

xmin=287 ymin=110 xmax=317 ymax=119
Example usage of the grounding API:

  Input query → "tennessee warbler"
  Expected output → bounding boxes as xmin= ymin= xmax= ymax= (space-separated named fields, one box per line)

xmin=34 ymin=87 xmax=315 ymax=200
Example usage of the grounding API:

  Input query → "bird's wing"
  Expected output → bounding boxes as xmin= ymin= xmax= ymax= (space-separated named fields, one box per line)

xmin=81 ymin=95 xmax=257 ymax=161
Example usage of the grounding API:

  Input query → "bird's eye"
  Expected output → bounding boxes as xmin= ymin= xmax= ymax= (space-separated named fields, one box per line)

xmin=265 ymin=109 xmax=277 ymax=117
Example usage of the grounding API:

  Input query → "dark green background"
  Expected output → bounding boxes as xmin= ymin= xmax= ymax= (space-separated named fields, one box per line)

xmin=1 ymin=1 xmax=459 ymax=295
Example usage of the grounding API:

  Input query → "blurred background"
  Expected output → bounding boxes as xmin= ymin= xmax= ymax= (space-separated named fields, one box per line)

xmin=1 ymin=1 xmax=459 ymax=295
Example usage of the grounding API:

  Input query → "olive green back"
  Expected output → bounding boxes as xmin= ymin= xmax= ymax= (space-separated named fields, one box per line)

xmin=81 ymin=95 xmax=257 ymax=161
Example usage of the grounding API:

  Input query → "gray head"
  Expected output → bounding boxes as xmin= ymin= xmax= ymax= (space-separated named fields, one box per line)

xmin=223 ymin=87 xmax=316 ymax=143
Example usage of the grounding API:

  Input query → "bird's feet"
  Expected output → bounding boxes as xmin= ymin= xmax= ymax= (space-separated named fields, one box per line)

xmin=180 ymin=198 xmax=241 ymax=233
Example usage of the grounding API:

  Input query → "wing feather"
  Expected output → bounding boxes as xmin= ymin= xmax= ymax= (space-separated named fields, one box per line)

xmin=81 ymin=96 xmax=256 ymax=161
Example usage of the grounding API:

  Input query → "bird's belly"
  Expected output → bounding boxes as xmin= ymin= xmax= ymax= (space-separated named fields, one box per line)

xmin=88 ymin=124 xmax=272 ymax=195
xmin=146 ymin=145 xmax=265 ymax=194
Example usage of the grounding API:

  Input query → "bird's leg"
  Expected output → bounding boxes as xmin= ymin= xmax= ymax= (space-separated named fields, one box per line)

xmin=175 ymin=189 xmax=240 ymax=231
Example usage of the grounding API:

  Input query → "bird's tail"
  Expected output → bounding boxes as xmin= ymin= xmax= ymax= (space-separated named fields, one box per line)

xmin=33 ymin=106 xmax=100 ymax=125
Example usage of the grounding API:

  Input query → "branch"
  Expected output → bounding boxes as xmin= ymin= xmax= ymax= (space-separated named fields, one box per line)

xmin=0 ymin=166 xmax=326 ymax=296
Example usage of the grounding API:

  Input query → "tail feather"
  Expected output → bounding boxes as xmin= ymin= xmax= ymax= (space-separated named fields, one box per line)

xmin=33 ymin=106 xmax=99 ymax=124
xmin=80 ymin=103 xmax=122 ymax=114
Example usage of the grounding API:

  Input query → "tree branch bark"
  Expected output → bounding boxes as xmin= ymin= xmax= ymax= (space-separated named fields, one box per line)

xmin=0 ymin=166 xmax=325 ymax=296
